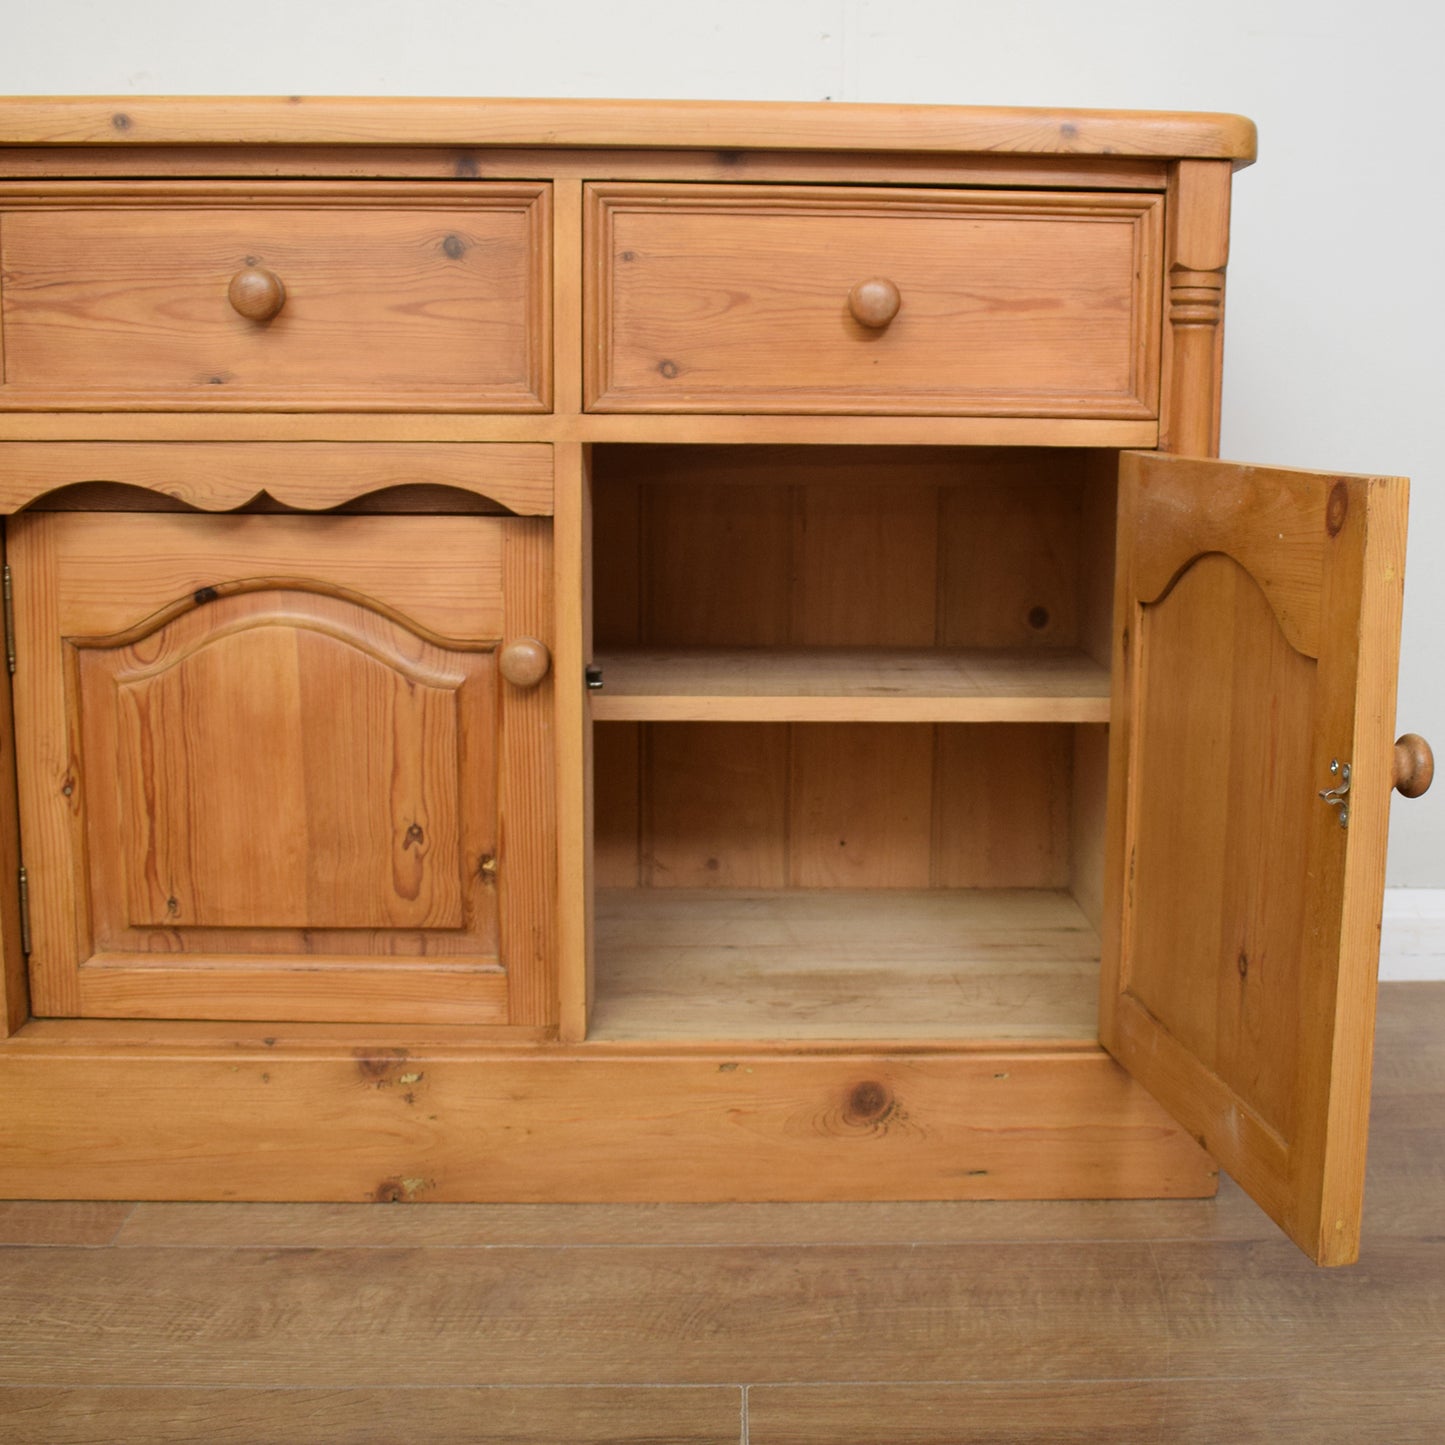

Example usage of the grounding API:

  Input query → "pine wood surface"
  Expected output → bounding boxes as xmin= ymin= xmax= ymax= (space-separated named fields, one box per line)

xmin=590 ymin=646 xmax=1111 ymax=722
xmin=0 ymin=1033 xmax=1211 ymax=1203
xmin=0 ymin=93 xmax=1420 ymax=1284
xmin=0 ymin=182 xmax=550 ymax=412
xmin=8 ymin=510 xmax=554 ymax=1026
xmin=0 ymin=441 xmax=554 ymax=516
xmin=0 ymin=96 xmax=1260 ymax=161
xmin=590 ymin=887 xmax=1099 ymax=1041
xmin=0 ymin=410 xmax=1160 ymax=449
xmin=1158 ymin=160 xmax=1232 ymax=456
xmin=0 ymin=983 xmax=1438 ymax=1443
xmin=0 ymin=531 xmax=26 ymax=1038
xmin=596 ymin=721 xmax=1077 ymax=892
xmin=0 ymin=144 xmax=1174 ymax=192
xmin=586 ymin=185 xmax=1162 ymax=418
xmin=1100 ymin=454 xmax=1409 ymax=1265
xmin=591 ymin=447 xmax=1109 ymax=895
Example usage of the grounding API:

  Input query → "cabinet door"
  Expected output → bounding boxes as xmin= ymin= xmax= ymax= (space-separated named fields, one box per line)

xmin=1100 ymin=452 xmax=1407 ymax=1264
xmin=10 ymin=511 xmax=554 ymax=1027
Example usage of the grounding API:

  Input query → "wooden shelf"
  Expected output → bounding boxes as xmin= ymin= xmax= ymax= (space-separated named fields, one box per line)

xmin=589 ymin=647 xmax=1112 ymax=723
xmin=590 ymin=888 xmax=1101 ymax=1043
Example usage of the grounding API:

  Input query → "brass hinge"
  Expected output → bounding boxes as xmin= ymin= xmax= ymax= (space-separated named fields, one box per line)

xmin=3 ymin=563 xmax=14 ymax=675
xmin=17 ymin=865 xmax=31 ymax=957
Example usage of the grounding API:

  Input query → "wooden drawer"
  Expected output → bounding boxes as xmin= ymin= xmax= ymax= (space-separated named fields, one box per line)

xmin=586 ymin=183 xmax=1163 ymax=417
xmin=0 ymin=182 xmax=550 ymax=410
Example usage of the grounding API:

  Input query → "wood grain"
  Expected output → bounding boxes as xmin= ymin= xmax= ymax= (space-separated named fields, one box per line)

xmin=500 ymin=520 xmax=558 ymax=1028
xmin=554 ymin=444 xmax=593 ymax=1042
xmin=1101 ymin=452 xmax=1410 ymax=1264
xmin=934 ymin=724 xmax=1073 ymax=889
xmin=591 ymin=447 xmax=1106 ymax=901
xmin=10 ymin=1234 xmax=1442 ymax=1390
xmin=0 ymin=1242 xmax=1188 ymax=1384
xmin=91 ymin=985 xmax=1445 ymax=1245
xmin=587 ymin=184 xmax=1162 ymax=417
xmin=592 ymin=722 xmax=640 ymax=889
xmin=1158 ymin=159 xmax=1232 ymax=457
xmin=0 ymin=1387 xmax=743 ymax=1445
xmin=749 ymin=1375 xmax=1445 ymax=1444
xmin=4 ymin=989 xmax=1435 ymax=1445
xmin=0 ymin=182 xmax=551 ymax=411
xmin=0 ymin=96 xmax=1259 ymax=160
xmin=1125 ymin=553 xmax=1315 ymax=1141
xmin=0 ymin=534 xmax=28 ymax=1037
xmin=0 ymin=409 xmax=1160 ymax=450
xmin=590 ymin=647 xmax=1111 ymax=722
xmin=0 ymin=1037 xmax=1212 ymax=1202
xmin=0 ymin=143 xmax=1175 ymax=190
xmin=618 ymin=721 xmax=1084 ymax=894
xmin=593 ymin=446 xmax=1100 ymax=650
xmin=794 ymin=479 xmax=938 ymax=643
xmin=12 ymin=510 xmax=507 ymax=642
xmin=590 ymin=887 xmax=1098 ymax=1041
xmin=641 ymin=723 xmax=790 ymax=888
xmin=10 ymin=510 xmax=554 ymax=1027
xmin=938 ymin=470 xmax=1086 ymax=647
xmin=790 ymin=724 xmax=935 ymax=887
xmin=0 ymin=1200 xmax=131 ymax=1246
xmin=1070 ymin=722 xmax=1111 ymax=933
xmin=641 ymin=480 xmax=793 ymax=647
xmin=0 ymin=441 xmax=554 ymax=516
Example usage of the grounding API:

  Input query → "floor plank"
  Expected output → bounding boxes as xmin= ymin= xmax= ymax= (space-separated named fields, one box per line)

xmin=0 ymin=1241 xmax=1176 ymax=1387
xmin=0 ymin=1201 xmax=131 ymax=1247
xmin=114 ymin=1193 xmax=1266 ymax=1250
xmin=3 ymin=1235 xmax=1442 ymax=1389
xmin=748 ymin=1375 xmax=1445 ymax=1444
xmin=0 ymin=1386 xmax=741 ymax=1445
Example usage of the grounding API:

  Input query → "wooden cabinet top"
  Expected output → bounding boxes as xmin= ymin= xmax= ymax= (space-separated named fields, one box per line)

xmin=0 ymin=96 xmax=1257 ymax=164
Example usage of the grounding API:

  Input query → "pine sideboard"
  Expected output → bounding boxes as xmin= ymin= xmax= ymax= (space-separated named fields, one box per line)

xmin=0 ymin=98 xmax=1430 ymax=1265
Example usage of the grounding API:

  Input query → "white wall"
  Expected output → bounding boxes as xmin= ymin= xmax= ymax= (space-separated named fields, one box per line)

xmin=2 ymin=0 xmax=1441 ymax=909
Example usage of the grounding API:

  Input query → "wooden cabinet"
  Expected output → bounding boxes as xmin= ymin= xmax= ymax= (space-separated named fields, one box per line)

xmin=0 ymin=98 xmax=1428 ymax=1265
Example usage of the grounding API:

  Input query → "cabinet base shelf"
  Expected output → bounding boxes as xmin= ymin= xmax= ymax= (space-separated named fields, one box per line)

xmin=592 ymin=887 xmax=1101 ymax=1043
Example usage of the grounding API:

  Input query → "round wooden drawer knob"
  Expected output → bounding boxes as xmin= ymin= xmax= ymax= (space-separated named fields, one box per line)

xmin=847 ymin=277 xmax=902 ymax=329
xmin=228 ymin=265 xmax=287 ymax=322
xmin=499 ymin=637 xmax=551 ymax=688
xmin=1392 ymin=733 xmax=1434 ymax=798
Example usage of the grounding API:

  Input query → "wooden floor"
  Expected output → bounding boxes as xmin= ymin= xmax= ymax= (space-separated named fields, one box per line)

xmin=2 ymin=983 xmax=1442 ymax=1444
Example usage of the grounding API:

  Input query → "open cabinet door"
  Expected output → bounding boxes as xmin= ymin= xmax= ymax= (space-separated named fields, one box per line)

xmin=1101 ymin=452 xmax=1409 ymax=1265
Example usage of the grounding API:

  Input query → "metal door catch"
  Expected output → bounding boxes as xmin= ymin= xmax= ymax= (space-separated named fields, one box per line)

xmin=1319 ymin=759 xmax=1351 ymax=828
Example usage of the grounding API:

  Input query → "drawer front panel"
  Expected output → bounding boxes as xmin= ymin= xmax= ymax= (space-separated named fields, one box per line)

xmin=0 ymin=182 xmax=550 ymax=410
xmin=587 ymin=184 xmax=1162 ymax=417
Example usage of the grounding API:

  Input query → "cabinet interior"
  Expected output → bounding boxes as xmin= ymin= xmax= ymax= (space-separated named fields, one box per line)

xmin=589 ymin=445 xmax=1119 ymax=1043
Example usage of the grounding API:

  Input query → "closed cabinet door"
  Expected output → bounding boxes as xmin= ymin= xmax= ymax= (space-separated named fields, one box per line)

xmin=8 ymin=510 xmax=555 ymax=1027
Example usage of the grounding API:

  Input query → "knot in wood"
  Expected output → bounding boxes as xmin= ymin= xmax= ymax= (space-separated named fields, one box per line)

xmin=846 ymin=1079 xmax=893 ymax=1123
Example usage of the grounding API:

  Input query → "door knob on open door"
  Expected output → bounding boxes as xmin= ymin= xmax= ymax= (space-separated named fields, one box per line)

xmin=1392 ymin=733 xmax=1433 ymax=798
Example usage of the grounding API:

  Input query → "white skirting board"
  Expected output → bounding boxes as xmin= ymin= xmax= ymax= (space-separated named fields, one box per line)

xmin=1380 ymin=889 xmax=1445 ymax=981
